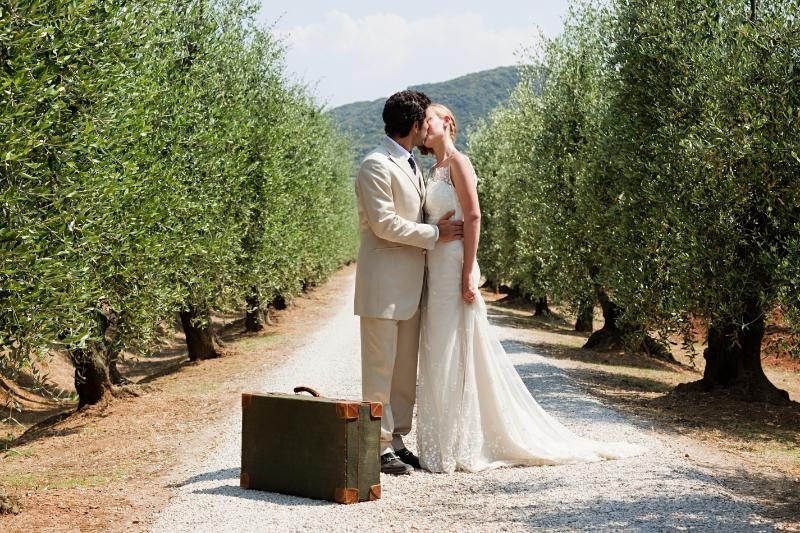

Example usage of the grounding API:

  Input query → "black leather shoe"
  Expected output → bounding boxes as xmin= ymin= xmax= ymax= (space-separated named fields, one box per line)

xmin=395 ymin=448 xmax=421 ymax=469
xmin=380 ymin=452 xmax=413 ymax=475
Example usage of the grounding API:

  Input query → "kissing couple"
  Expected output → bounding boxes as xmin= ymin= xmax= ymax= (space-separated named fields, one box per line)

xmin=354 ymin=90 xmax=644 ymax=475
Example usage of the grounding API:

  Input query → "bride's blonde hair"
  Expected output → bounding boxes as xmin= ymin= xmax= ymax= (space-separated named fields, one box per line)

xmin=419 ymin=103 xmax=457 ymax=155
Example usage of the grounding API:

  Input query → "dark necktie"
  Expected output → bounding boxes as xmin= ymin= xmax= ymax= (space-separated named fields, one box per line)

xmin=408 ymin=156 xmax=416 ymax=175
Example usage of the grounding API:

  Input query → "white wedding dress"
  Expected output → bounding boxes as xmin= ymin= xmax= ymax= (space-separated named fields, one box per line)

xmin=416 ymin=165 xmax=645 ymax=473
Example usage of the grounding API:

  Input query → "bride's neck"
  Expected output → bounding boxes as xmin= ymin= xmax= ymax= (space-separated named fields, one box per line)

xmin=433 ymin=138 xmax=457 ymax=164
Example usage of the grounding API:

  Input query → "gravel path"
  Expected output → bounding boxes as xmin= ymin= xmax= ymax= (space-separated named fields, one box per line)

xmin=149 ymin=274 xmax=775 ymax=532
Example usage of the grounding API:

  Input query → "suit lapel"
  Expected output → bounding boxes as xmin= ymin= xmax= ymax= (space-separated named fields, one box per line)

xmin=388 ymin=154 xmax=422 ymax=196
xmin=420 ymin=166 xmax=426 ymax=203
xmin=382 ymin=137 xmax=422 ymax=197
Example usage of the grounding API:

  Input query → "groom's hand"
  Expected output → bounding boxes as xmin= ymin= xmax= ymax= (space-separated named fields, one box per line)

xmin=437 ymin=210 xmax=463 ymax=242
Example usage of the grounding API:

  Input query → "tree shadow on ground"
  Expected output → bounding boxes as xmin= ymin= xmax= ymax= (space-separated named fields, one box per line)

xmin=122 ymin=345 xmax=191 ymax=385
xmin=0 ymin=363 xmax=76 ymax=444
xmin=122 ymin=312 xmax=281 ymax=386
xmin=483 ymin=293 xmax=575 ymax=322
xmin=3 ymin=308 xmax=282 ymax=451
xmin=675 ymin=463 xmax=800 ymax=526
xmin=464 ymin=474 xmax=772 ymax=531
xmin=6 ymin=410 xmax=91 ymax=449
xmin=486 ymin=306 xmax=588 ymax=338
xmin=565 ymin=360 xmax=800 ymax=452
xmin=502 ymin=338 xmax=683 ymax=373
xmin=0 ymin=380 xmax=75 ymax=439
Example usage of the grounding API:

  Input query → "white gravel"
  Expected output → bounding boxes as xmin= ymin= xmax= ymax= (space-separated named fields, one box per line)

xmin=149 ymin=274 xmax=775 ymax=532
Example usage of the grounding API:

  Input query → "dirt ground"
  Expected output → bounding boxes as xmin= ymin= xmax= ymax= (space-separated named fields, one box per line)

xmin=1 ymin=268 xmax=798 ymax=531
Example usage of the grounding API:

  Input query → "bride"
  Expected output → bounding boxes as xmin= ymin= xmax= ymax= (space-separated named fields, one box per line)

xmin=415 ymin=103 xmax=645 ymax=473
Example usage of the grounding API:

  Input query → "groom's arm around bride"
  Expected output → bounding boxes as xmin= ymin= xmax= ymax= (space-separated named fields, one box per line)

xmin=355 ymin=157 xmax=463 ymax=248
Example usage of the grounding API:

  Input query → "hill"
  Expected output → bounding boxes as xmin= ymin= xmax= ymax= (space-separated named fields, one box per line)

xmin=329 ymin=66 xmax=523 ymax=166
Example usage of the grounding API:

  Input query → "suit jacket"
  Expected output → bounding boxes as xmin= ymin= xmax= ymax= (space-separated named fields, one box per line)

xmin=354 ymin=137 xmax=438 ymax=320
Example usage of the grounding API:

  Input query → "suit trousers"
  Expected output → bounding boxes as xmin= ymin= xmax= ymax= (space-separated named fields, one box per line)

xmin=360 ymin=307 xmax=421 ymax=455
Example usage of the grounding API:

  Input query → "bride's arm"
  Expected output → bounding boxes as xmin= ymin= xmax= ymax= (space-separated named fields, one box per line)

xmin=450 ymin=153 xmax=481 ymax=304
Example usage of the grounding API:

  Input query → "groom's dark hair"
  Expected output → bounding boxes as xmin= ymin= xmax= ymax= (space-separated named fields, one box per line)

xmin=383 ymin=90 xmax=431 ymax=138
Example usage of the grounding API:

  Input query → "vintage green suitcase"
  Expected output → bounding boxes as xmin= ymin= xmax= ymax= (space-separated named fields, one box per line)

xmin=240 ymin=386 xmax=382 ymax=504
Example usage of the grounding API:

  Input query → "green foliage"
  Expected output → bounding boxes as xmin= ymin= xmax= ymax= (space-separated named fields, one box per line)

xmin=470 ymin=6 xmax=609 ymax=309
xmin=471 ymin=0 xmax=800 ymax=341
xmin=0 ymin=0 xmax=356 ymax=378
xmin=470 ymin=77 xmax=546 ymax=295
xmin=599 ymin=0 xmax=800 ymax=337
xmin=330 ymin=66 xmax=524 ymax=167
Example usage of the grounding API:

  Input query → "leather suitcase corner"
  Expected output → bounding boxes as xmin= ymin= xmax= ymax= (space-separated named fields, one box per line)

xmin=335 ymin=401 xmax=360 ymax=420
xmin=242 ymin=393 xmax=253 ymax=410
xmin=369 ymin=402 xmax=382 ymax=419
xmin=368 ymin=484 xmax=381 ymax=501
xmin=334 ymin=487 xmax=359 ymax=504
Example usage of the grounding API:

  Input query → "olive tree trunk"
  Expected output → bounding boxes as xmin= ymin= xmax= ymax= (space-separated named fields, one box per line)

xmin=584 ymin=287 xmax=668 ymax=357
xmin=534 ymin=296 xmax=550 ymax=316
xmin=677 ymin=299 xmax=789 ymax=404
xmin=245 ymin=290 xmax=266 ymax=332
xmin=180 ymin=306 xmax=222 ymax=361
xmin=270 ymin=294 xmax=288 ymax=311
xmin=575 ymin=300 xmax=594 ymax=332
xmin=583 ymin=288 xmax=624 ymax=349
xmin=97 ymin=311 xmax=131 ymax=385
xmin=69 ymin=344 xmax=113 ymax=408
xmin=65 ymin=310 xmax=118 ymax=407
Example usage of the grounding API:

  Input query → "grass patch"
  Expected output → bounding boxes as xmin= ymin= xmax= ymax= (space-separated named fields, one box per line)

xmin=234 ymin=333 xmax=283 ymax=350
xmin=47 ymin=474 xmax=114 ymax=490
xmin=3 ymin=448 xmax=35 ymax=459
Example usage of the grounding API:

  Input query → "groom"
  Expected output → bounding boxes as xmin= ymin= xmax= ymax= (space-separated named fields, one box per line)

xmin=354 ymin=90 xmax=463 ymax=475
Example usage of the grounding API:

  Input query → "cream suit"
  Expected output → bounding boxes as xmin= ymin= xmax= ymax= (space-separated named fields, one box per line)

xmin=354 ymin=137 xmax=438 ymax=455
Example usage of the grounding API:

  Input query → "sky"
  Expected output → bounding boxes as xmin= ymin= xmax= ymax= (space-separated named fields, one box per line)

xmin=255 ymin=1 xmax=571 ymax=108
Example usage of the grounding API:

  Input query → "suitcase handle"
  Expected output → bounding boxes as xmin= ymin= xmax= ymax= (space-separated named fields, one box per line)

xmin=293 ymin=386 xmax=321 ymax=397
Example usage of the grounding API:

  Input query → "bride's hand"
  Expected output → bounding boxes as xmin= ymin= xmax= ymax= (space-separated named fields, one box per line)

xmin=461 ymin=270 xmax=476 ymax=304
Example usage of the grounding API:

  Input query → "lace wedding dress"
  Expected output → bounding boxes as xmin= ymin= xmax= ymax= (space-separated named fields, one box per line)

xmin=416 ymin=165 xmax=645 ymax=473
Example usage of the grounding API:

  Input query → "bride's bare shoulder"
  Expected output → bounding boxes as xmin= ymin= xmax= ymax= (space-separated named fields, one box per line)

xmin=453 ymin=151 xmax=470 ymax=163
xmin=449 ymin=152 xmax=476 ymax=180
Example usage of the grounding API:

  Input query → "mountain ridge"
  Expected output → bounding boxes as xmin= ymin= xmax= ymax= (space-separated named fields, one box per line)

xmin=329 ymin=66 xmax=522 ymax=166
